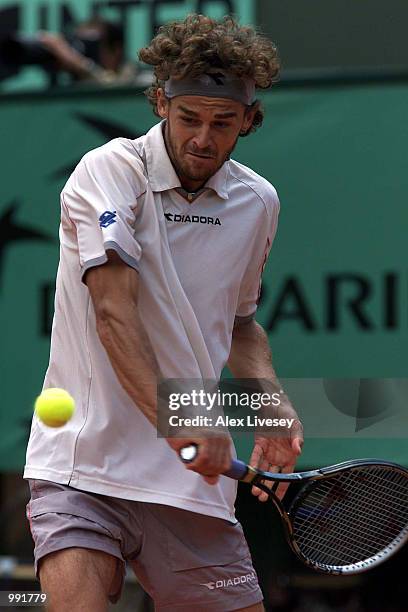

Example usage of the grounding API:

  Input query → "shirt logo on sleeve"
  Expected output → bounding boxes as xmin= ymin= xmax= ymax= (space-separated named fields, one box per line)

xmin=99 ymin=211 xmax=117 ymax=228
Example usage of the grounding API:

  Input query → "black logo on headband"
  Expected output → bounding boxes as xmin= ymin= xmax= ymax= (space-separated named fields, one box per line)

xmin=206 ymin=72 xmax=226 ymax=86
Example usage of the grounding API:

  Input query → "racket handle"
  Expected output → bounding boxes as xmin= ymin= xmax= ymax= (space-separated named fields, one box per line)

xmin=179 ymin=444 xmax=249 ymax=481
xmin=224 ymin=459 xmax=249 ymax=480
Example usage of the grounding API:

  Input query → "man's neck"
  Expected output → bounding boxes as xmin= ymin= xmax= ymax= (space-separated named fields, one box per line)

xmin=174 ymin=186 xmax=208 ymax=203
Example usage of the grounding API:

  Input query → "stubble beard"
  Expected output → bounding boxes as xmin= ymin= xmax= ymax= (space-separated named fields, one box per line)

xmin=164 ymin=120 xmax=239 ymax=185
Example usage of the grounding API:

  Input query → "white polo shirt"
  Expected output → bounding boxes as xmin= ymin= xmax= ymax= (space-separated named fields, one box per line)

xmin=24 ymin=121 xmax=280 ymax=522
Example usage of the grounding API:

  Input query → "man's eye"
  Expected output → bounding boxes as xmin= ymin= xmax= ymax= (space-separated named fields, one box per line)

xmin=181 ymin=117 xmax=195 ymax=124
xmin=214 ymin=122 xmax=230 ymax=128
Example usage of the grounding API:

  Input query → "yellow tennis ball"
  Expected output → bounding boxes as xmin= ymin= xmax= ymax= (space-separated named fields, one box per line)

xmin=34 ymin=388 xmax=75 ymax=427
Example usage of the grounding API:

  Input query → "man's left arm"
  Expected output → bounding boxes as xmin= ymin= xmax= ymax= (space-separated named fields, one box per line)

xmin=227 ymin=319 xmax=303 ymax=500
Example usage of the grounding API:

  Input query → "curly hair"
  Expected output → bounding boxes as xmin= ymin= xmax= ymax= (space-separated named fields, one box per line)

xmin=139 ymin=14 xmax=280 ymax=136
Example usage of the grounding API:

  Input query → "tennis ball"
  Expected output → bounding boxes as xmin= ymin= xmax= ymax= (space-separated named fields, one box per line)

xmin=34 ymin=388 xmax=75 ymax=427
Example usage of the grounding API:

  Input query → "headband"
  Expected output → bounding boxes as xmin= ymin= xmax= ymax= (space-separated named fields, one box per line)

xmin=164 ymin=71 xmax=256 ymax=106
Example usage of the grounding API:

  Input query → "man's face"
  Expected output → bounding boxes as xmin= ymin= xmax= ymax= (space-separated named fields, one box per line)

xmin=157 ymin=90 xmax=256 ymax=190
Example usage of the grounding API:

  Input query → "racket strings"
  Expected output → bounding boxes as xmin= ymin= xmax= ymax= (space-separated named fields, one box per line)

xmin=300 ymin=508 xmax=398 ymax=552
xmin=303 ymin=489 xmax=408 ymax=527
xmin=290 ymin=466 xmax=408 ymax=569
xmin=297 ymin=508 xmax=388 ymax=563
xmin=293 ymin=471 xmax=408 ymax=566
xmin=297 ymin=469 xmax=408 ymax=543
xmin=294 ymin=510 xmax=401 ymax=565
xmin=297 ymin=518 xmax=394 ymax=566
xmin=295 ymin=474 xmax=407 ymax=563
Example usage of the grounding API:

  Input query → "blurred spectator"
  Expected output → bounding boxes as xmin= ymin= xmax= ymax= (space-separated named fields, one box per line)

xmin=39 ymin=17 xmax=140 ymax=85
xmin=0 ymin=17 xmax=147 ymax=86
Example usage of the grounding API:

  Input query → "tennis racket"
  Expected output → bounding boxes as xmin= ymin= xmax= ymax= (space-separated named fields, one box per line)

xmin=180 ymin=445 xmax=408 ymax=575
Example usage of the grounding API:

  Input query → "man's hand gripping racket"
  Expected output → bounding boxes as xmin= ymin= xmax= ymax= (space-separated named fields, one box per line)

xmin=180 ymin=444 xmax=408 ymax=575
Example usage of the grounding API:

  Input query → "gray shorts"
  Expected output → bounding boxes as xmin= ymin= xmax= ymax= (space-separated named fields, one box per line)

xmin=26 ymin=479 xmax=263 ymax=611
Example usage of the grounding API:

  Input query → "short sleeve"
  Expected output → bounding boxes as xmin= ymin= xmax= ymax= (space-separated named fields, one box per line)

xmin=235 ymin=191 xmax=280 ymax=325
xmin=61 ymin=140 xmax=146 ymax=283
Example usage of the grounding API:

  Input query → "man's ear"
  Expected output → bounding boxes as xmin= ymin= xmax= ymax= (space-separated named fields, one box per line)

xmin=156 ymin=88 xmax=169 ymax=119
xmin=241 ymin=101 xmax=260 ymax=134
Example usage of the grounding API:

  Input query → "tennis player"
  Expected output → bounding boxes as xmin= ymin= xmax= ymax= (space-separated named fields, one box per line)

xmin=24 ymin=14 xmax=303 ymax=612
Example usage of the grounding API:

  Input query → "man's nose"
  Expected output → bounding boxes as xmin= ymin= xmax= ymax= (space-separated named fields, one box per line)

xmin=191 ymin=125 xmax=212 ymax=150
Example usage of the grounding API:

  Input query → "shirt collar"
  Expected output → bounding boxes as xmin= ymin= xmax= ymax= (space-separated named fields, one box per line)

xmin=142 ymin=120 xmax=230 ymax=200
xmin=205 ymin=162 xmax=229 ymax=200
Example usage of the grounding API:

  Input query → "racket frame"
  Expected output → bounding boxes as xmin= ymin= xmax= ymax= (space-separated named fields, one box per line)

xmin=248 ymin=459 xmax=408 ymax=575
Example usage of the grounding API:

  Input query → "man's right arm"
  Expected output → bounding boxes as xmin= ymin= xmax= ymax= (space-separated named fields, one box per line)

xmin=85 ymin=249 xmax=159 ymax=427
xmin=85 ymin=250 xmax=232 ymax=483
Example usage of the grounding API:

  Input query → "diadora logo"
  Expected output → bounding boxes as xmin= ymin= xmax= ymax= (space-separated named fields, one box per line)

xmin=164 ymin=212 xmax=221 ymax=226
xmin=99 ymin=211 xmax=117 ymax=228
xmin=200 ymin=572 xmax=256 ymax=590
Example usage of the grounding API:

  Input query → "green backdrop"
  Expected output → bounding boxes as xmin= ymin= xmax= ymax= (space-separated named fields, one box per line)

xmin=0 ymin=80 xmax=407 ymax=470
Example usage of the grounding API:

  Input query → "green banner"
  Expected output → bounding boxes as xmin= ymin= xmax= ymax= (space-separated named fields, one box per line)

xmin=0 ymin=81 xmax=407 ymax=470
